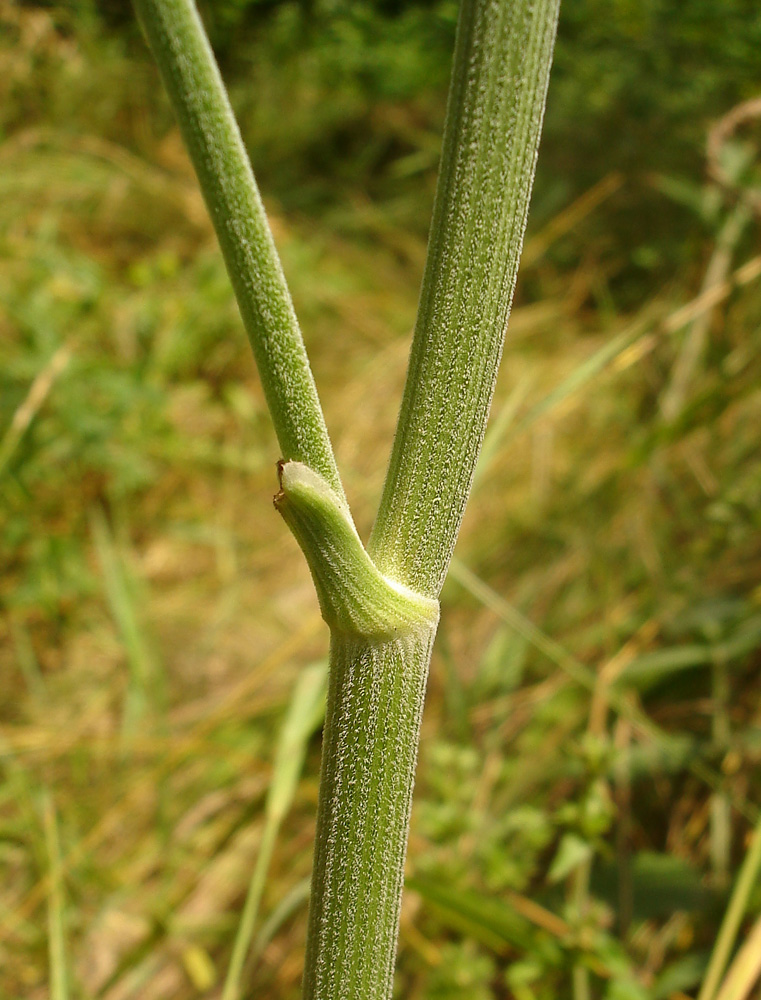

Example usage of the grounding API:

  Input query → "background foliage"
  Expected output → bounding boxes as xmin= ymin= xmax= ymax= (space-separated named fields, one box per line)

xmin=1 ymin=1 xmax=760 ymax=998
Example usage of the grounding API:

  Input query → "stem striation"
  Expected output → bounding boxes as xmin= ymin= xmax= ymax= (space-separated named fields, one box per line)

xmin=371 ymin=0 xmax=560 ymax=597
xmin=133 ymin=0 xmax=343 ymax=497
xmin=302 ymin=627 xmax=437 ymax=1000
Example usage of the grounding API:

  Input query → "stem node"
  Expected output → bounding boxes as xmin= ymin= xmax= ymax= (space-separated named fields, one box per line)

xmin=275 ymin=461 xmax=439 ymax=641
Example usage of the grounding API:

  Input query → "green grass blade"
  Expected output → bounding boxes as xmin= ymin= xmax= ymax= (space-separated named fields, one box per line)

xmin=42 ymin=791 xmax=69 ymax=1000
xmin=511 ymin=316 xmax=654 ymax=439
xmin=406 ymin=874 xmax=536 ymax=952
xmin=472 ymin=376 xmax=534 ymax=492
xmin=91 ymin=507 xmax=163 ymax=743
xmin=448 ymin=558 xmax=759 ymax=824
xmin=251 ymin=878 xmax=312 ymax=967
xmin=698 ymin=811 xmax=761 ymax=1000
xmin=619 ymin=615 xmax=761 ymax=691
xmin=222 ymin=662 xmax=327 ymax=1000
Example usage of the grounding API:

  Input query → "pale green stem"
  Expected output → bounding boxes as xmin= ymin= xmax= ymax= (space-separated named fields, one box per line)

xmin=303 ymin=628 xmax=436 ymax=999
xmin=571 ymin=862 xmax=592 ymax=1000
xmin=370 ymin=0 xmax=560 ymax=598
xmin=223 ymin=663 xmax=326 ymax=1000
xmin=301 ymin=0 xmax=559 ymax=994
xmin=43 ymin=791 xmax=69 ymax=1000
xmin=132 ymin=0 xmax=343 ymax=497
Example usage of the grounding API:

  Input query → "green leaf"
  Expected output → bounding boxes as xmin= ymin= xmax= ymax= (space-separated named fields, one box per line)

xmin=618 ymin=614 xmax=761 ymax=692
xmin=592 ymin=852 xmax=714 ymax=920
xmin=547 ymin=833 xmax=593 ymax=884
xmin=406 ymin=874 xmax=536 ymax=952
xmin=652 ymin=954 xmax=708 ymax=1000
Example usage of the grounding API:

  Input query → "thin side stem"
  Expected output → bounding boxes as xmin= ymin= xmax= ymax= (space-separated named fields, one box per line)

xmin=43 ymin=792 xmax=69 ymax=1000
xmin=132 ymin=0 xmax=343 ymax=496
xmin=370 ymin=0 xmax=560 ymax=596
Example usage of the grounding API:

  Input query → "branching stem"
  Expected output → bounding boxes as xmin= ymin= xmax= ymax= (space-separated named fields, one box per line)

xmin=133 ymin=0 xmax=559 ymax=996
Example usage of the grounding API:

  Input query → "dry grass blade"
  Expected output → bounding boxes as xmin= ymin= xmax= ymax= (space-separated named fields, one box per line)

xmin=42 ymin=790 xmax=69 ymax=1000
xmin=0 ymin=342 xmax=72 ymax=476
xmin=662 ymin=254 xmax=761 ymax=334
xmin=2 ymin=621 xmax=321 ymax=940
xmin=521 ymin=171 xmax=624 ymax=267
xmin=660 ymin=203 xmax=751 ymax=422
xmin=698 ymin=813 xmax=761 ymax=1000
xmin=713 ymin=917 xmax=761 ymax=1000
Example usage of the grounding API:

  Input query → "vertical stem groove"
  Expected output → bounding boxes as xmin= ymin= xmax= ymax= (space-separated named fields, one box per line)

xmin=133 ymin=0 xmax=343 ymax=496
xmin=303 ymin=629 xmax=436 ymax=1000
xmin=370 ymin=0 xmax=560 ymax=596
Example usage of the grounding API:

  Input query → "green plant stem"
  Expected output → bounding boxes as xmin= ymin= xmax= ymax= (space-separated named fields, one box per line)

xmin=301 ymin=0 xmax=559 ymax=995
xmin=370 ymin=0 xmax=560 ymax=597
xmin=302 ymin=628 xmax=436 ymax=1000
xmin=571 ymin=862 xmax=592 ymax=1000
xmin=223 ymin=663 xmax=327 ymax=1000
xmin=132 ymin=0 xmax=342 ymax=496
xmin=42 ymin=791 xmax=69 ymax=1000
xmin=274 ymin=463 xmax=440 ymax=997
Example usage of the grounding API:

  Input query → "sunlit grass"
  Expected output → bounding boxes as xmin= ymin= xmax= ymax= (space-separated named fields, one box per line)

xmin=1 ymin=4 xmax=761 ymax=999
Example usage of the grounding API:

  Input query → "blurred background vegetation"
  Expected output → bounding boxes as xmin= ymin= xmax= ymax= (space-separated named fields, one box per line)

xmin=2 ymin=0 xmax=761 ymax=997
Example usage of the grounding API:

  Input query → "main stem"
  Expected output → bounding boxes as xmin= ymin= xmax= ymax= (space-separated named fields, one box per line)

xmin=305 ymin=0 xmax=559 ymax=995
xmin=303 ymin=629 xmax=436 ymax=999
xmin=371 ymin=0 xmax=559 ymax=597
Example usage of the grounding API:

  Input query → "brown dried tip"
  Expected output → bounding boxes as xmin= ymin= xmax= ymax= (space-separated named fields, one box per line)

xmin=273 ymin=459 xmax=286 ymax=509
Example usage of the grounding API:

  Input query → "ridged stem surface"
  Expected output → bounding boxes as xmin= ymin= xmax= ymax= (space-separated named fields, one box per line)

xmin=302 ymin=1 xmax=559 ymax=994
xmin=370 ymin=0 xmax=560 ymax=597
xmin=303 ymin=628 xmax=436 ymax=1000
xmin=132 ymin=0 xmax=343 ymax=496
